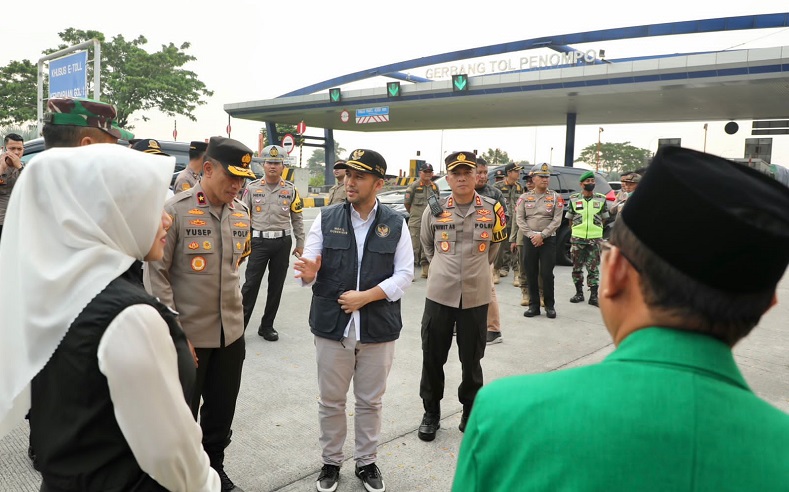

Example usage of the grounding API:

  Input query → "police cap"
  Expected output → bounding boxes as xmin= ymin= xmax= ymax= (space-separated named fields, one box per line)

xmin=262 ymin=145 xmax=287 ymax=163
xmin=131 ymin=139 xmax=169 ymax=156
xmin=445 ymin=151 xmax=476 ymax=171
xmin=206 ymin=136 xmax=256 ymax=179
xmin=531 ymin=163 xmax=552 ymax=176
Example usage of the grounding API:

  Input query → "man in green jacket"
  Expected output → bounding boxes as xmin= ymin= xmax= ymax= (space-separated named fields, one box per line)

xmin=453 ymin=146 xmax=789 ymax=492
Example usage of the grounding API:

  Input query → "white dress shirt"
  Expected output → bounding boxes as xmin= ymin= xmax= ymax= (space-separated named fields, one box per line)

xmin=97 ymin=305 xmax=220 ymax=492
xmin=299 ymin=201 xmax=414 ymax=339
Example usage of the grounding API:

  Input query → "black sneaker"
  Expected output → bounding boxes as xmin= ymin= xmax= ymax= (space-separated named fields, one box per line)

xmin=486 ymin=331 xmax=502 ymax=345
xmin=215 ymin=467 xmax=243 ymax=491
xmin=355 ymin=463 xmax=386 ymax=492
xmin=258 ymin=325 xmax=279 ymax=341
xmin=418 ymin=413 xmax=440 ymax=441
xmin=316 ymin=464 xmax=340 ymax=492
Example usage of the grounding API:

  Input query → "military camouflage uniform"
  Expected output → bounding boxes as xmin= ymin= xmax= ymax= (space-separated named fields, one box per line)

xmin=565 ymin=192 xmax=609 ymax=287
xmin=494 ymin=179 xmax=523 ymax=276
xmin=404 ymin=179 xmax=439 ymax=267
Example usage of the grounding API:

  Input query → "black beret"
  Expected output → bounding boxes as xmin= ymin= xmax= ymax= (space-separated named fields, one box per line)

xmin=206 ymin=136 xmax=256 ymax=179
xmin=337 ymin=149 xmax=387 ymax=178
xmin=445 ymin=151 xmax=476 ymax=171
xmin=621 ymin=146 xmax=789 ymax=293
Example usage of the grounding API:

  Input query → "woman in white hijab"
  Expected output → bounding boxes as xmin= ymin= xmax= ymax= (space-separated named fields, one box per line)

xmin=0 ymin=144 xmax=219 ymax=491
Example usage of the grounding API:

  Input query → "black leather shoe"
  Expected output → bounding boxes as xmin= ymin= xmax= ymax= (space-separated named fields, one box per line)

xmin=546 ymin=307 xmax=557 ymax=319
xmin=523 ymin=306 xmax=540 ymax=317
xmin=258 ymin=326 xmax=279 ymax=341
xmin=459 ymin=407 xmax=471 ymax=432
xmin=215 ymin=467 xmax=243 ymax=491
xmin=418 ymin=413 xmax=440 ymax=441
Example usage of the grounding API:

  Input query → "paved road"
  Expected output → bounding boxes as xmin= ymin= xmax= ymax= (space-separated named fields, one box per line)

xmin=2 ymin=207 xmax=787 ymax=491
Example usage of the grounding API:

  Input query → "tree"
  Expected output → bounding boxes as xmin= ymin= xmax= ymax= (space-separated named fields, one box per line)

xmin=0 ymin=60 xmax=37 ymax=126
xmin=0 ymin=29 xmax=213 ymax=129
xmin=480 ymin=148 xmax=510 ymax=166
xmin=307 ymin=142 xmax=346 ymax=177
xmin=575 ymin=141 xmax=652 ymax=174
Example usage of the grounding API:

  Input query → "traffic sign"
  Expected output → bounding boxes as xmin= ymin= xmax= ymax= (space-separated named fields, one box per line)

xmin=340 ymin=110 xmax=349 ymax=123
xmin=281 ymin=133 xmax=296 ymax=154
xmin=452 ymin=74 xmax=469 ymax=92
xmin=226 ymin=124 xmax=231 ymax=135
xmin=49 ymin=51 xmax=88 ymax=98
xmin=387 ymin=82 xmax=401 ymax=98
xmin=173 ymin=128 xmax=177 ymax=140
xmin=329 ymin=88 xmax=342 ymax=103
xmin=296 ymin=121 xmax=307 ymax=134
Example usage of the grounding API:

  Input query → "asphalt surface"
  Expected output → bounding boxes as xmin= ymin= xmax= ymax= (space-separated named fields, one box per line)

xmin=2 ymin=207 xmax=787 ymax=492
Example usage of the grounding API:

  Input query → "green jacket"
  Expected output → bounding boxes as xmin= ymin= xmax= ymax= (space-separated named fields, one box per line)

xmin=453 ymin=327 xmax=789 ymax=492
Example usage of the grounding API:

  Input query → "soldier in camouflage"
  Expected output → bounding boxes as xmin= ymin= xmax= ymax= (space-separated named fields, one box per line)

xmin=404 ymin=163 xmax=439 ymax=279
xmin=494 ymin=162 xmax=524 ymax=283
xmin=565 ymin=171 xmax=610 ymax=307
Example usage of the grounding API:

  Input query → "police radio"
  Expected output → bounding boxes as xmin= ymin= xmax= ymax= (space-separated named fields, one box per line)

xmin=427 ymin=194 xmax=443 ymax=217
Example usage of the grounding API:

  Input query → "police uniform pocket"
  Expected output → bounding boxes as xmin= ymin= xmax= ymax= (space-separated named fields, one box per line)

xmin=472 ymin=228 xmax=493 ymax=256
xmin=434 ymin=229 xmax=456 ymax=255
xmin=183 ymin=238 xmax=215 ymax=274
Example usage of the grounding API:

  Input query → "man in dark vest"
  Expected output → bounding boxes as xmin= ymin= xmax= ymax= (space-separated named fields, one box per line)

xmin=294 ymin=148 xmax=414 ymax=492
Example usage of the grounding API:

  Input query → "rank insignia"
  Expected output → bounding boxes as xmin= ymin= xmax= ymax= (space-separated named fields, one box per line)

xmin=181 ymin=183 xmax=191 ymax=191
xmin=188 ymin=241 xmax=199 ymax=250
xmin=481 ymin=231 xmax=490 ymax=239
xmin=376 ymin=224 xmax=390 ymax=238
xmin=190 ymin=219 xmax=206 ymax=226
xmin=475 ymin=195 xmax=482 ymax=206
xmin=440 ymin=241 xmax=450 ymax=252
xmin=203 ymin=241 xmax=212 ymax=250
xmin=196 ymin=192 xmax=207 ymax=205
xmin=477 ymin=209 xmax=492 ymax=216
xmin=478 ymin=243 xmax=487 ymax=252
xmin=188 ymin=208 xmax=205 ymax=215
xmin=438 ymin=211 xmax=452 ymax=218
xmin=441 ymin=231 xmax=449 ymax=240
xmin=437 ymin=217 xmax=454 ymax=223
xmin=190 ymin=256 xmax=206 ymax=272
xmin=446 ymin=197 xmax=454 ymax=208
xmin=232 ymin=212 xmax=246 ymax=218
xmin=236 ymin=242 xmax=242 ymax=250
xmin=476 ymin=216 xmax=493 ymax=223
xmin=233 ymin=222 xmax=248 ymax=228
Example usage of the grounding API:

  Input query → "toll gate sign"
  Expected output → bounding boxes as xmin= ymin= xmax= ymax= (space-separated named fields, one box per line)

xmin=49 ymin=51 xmax=88 ymax=99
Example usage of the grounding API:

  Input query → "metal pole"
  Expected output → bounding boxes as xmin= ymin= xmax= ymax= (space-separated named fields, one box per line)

xmin=37 ymin=61 xmax=44 ymax=136
xmin=93 ymin=39 xmax=100 ymax=100
xmin=703 ymin=123 xmax=708 ymax=152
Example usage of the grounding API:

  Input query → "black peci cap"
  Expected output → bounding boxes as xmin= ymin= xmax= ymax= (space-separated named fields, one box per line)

xmin=206 ymin=136 xmax=256 ymax=179
xmin=337 ymin=149 xmax=387 ymax=178
xmin=621 ymin=146 xmax=789 ymax=293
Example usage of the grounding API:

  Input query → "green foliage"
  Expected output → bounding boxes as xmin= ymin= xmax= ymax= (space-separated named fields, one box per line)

xmin=575 ymin=141 xmax=653 ymax=174
xmin=309 ymin=174 xmax=325 ymax=187
xmin=1 ymin=124 xmax=39 ymax=142
xmin=260 ymin=124 xmax=303 ymax=147
xmin=0 ymin=29 xmax=213 ymax=129
xmin=480 ymin=148 xmax=510 ymax=166
xmin=307 ymin=142 xmax=346 ymax=177
xmin=0 ymin=60 xmax=37 ymax=126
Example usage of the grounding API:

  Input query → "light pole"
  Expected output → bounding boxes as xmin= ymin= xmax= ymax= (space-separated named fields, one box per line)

xmin=550 ymin=147 xmax=554 ymax=164
xmin=597 ymin=127 xmax=604 ymax=171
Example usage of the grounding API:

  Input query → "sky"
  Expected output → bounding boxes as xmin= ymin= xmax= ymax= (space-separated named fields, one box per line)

xmin=4 ymin=1 xmax=789 ymax=174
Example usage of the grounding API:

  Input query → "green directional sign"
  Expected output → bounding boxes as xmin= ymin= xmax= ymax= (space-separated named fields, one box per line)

xmin=452 ymin=74 xmax=469 ymax=92
xmin=329 ymin=88 xmax=342 ymax=103
xmin=387 ymin=82 xmax=401 ymax=98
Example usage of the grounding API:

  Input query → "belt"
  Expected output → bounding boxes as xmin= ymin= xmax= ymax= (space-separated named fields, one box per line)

xmin=252 ymin=229 xmax=291 ymax=239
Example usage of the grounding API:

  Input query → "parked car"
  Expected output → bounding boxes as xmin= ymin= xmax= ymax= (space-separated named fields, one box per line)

xmin=377 ymin=188 xmax=409 ymax=220
xmin=435 ymin=165 xmax=615 ymax=265
xmin=22 ymin=137 xmax=191 ymax=189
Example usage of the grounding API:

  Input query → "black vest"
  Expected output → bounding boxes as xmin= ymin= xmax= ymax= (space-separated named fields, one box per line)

xmin=31 ymin=262 xmax=195 ymax=492
xmin=309 ymin=202 xmax=403 ymax=343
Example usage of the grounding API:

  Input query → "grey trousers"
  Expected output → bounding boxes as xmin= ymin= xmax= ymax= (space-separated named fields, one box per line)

xmin=315 ymin=328 xmax=396 ymax=467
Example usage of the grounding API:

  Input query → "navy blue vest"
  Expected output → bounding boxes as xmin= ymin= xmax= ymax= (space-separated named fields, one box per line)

xmin=309 ymin=202 xmax=403 ymax=343
xmin=31 ymin=263 xmax=195 ymax=492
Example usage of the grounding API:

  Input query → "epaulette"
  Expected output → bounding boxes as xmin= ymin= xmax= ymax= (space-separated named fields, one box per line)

xmin=233 ymin=198 xmax=249 ymax=211
xmin=480 ymin=195 xmax=498 ymax=206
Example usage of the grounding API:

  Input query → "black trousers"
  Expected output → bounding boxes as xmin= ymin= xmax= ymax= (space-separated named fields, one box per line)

xmin=191 ymin=335 xmax=245 ymax=468
xmin=522 ymin=235 xmax=556 ymax=309
xmin=419 ymin=299 xmax=487 ymax=415
xmin=241 ymin=235 xmax=292 ymax=329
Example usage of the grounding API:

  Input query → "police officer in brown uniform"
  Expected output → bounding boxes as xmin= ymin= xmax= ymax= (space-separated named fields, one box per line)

xmin=510 ymin=172 xmax=539 ymax=305
xmin=325 ymin=160 xmax=347 ymax=205
xmin=174 ymin=140 xmax=208 ymax=194
xmin=494 ymin=162 xmax=524 ymax=283
xmin=241 ymin=145 xmax=305 ymax=341
xmin=417 ymin=151 xmax=507 ymax=442
xmin=404 ymin=163 xmax=439 ymax=279
xmin=145 ymin=136 xmax=254 ymax=492
xmin=517 ymin=163 xmax=564 ymax=319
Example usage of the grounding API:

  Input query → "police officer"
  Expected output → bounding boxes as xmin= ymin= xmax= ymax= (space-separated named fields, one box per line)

xmin=241 ymin=144 xmax=305 ymax=341
xmin=403 ymin=162 xmax=438 ymax=279
xmin=510 ymin=172 xmax=540 ymax=306
xmin=174 ymin=140 xmax=208 ymax=193
xmin=517 ymin=163 xmax=564 ymax=319
xmin=613 ymin=172 xmax=641 ymax=219
xmin=495 ymin=162 xmax=524 ymax=283
xmin=0 ymin=133 xmax=24 ymax=242
xmin=417 ymin=151 xmax=507 ymax=442
xmin=325 ymin=160 xmax=347 ymax=205
xmin=566 ymin=171 xmax=610 ymax=306
xmin=145 ymin=136 xmax=254 ymax=492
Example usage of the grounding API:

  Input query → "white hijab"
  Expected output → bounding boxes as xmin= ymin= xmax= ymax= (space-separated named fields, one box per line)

xmin=0 ymin=144 xmax=174 ymax=438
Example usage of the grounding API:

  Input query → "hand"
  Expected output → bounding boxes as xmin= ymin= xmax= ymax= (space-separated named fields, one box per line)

xmin=530 ymin=233 xmax=544 ymax=247
xmin=294 ymin=254 xmax=321 ymax=283
xmin=2 ymin=152 xmax=22 ymax=170
xmin=338 ymin=290 xmax=370 ymax=313
xmin=510 ymin=243 xmax=518 ymax=253
xmin=187 ymin=339 xmax=198 ymax=368
xmin=292 ymin=246 xmax=303 ymax=258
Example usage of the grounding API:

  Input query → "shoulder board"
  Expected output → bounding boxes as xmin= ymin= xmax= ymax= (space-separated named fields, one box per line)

xmin=233 ymin=198 xmax=249 ymax=211
xmin=284 ymin=180 xmax=296 ymax=187
xmin=480 ymin=195 xmax=497 ymax=206
xmin=169 ymin=189 xmax=193 ymax=204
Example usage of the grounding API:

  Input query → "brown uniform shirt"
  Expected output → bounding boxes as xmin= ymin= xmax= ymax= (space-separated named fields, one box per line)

xmin=145 ymin=183 xmax=251 ymax=348
xmin=242 ymin=179 xmax=305 ymax=248
xmin=173 ymin=168 xmax=200 ymax=194
xmin=404 ymin=180 xmax=439 ymax=229
xmin=514 ymin=189 xmax=564 ymax=241
xmin=420 ymin=193 xmax=507 ymax=309
xmin=0 ymin=167 xmax=21 ymax=225
xmin=326 ymin=181 xmax=346 ymax=205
